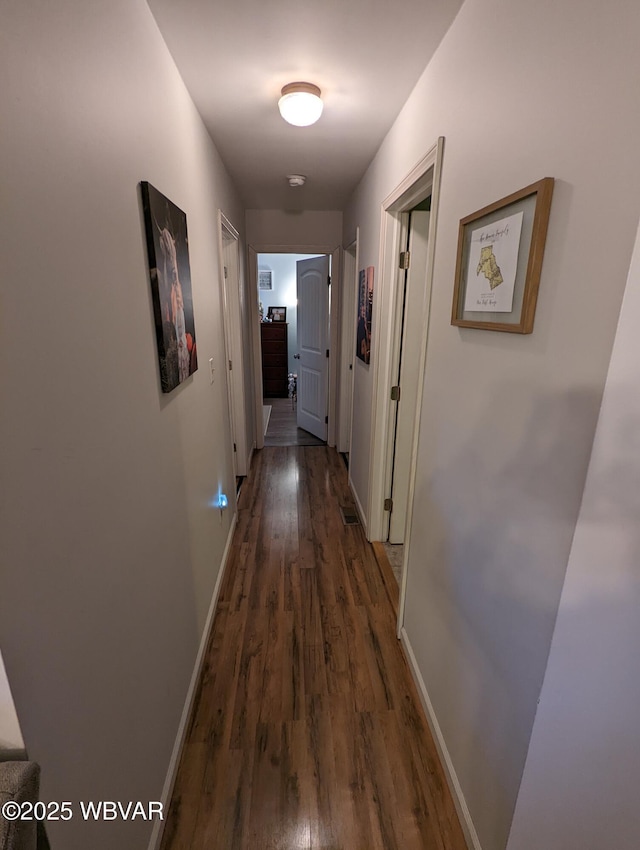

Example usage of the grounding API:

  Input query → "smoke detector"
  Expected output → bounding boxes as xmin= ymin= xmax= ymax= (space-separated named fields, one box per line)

xmin=287 ymin=174 xmax=306 ymax=188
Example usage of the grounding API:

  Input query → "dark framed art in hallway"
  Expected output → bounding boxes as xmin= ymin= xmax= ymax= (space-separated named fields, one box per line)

xmin=140 ymin=181 xmax=198 ymax=392
xmin=356 ymin=265 xmax=374 ymax=364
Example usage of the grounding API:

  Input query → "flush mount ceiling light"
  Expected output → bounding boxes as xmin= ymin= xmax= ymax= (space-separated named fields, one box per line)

xmin=278 ymin=82 xmax=323 ymax=127
xmin=287 ymin=174 xmax=306 ymax=187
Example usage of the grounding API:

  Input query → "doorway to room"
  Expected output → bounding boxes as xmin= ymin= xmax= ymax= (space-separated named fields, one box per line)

xmin=366 ymin=138 xmax=444 ymax=632
xmin=385 ymin=202 xmax=431 ymax=543
xmin=381 ymin=201 xmax=431 ymax=588
xmin=257 ymin=252 xmax=329 ymax=447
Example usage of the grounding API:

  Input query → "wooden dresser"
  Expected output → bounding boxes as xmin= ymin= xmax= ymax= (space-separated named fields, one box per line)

xmin=261 ymin=322 xmax=288 ymax=397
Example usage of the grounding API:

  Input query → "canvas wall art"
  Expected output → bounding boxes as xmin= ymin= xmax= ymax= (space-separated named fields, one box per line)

xmin=141 ymin=181 xmax=198 ymax=392
xmin=356 ymin=266 xmax=374 ymax=364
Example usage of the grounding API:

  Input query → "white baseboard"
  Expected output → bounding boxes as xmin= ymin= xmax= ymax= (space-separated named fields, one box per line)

xmin=348 ymin=475 xmax=368 ymax=536
xmin=147 ymin=512 xmax=238 ymax=850
xmin=400 ymin=627 xmax=482 ymax=850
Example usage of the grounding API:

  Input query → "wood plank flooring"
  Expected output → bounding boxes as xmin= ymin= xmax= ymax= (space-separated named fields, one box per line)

xmin=264 ymin=398 xmax=326 ymax=446
xmin=372 ymin=542 xmax=400 ymax=613
xmin=161 ymin=446 xmax=467 ymax=850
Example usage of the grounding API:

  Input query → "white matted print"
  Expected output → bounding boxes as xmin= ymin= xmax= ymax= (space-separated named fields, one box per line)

xmin=464 ymin=211 xmax=523 ymax=312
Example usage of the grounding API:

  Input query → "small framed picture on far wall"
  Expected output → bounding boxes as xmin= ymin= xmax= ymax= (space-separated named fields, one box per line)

xmin=268 ymin=306 xmax=287 ymax=322
xmin=258 ymin=270 xmax=273 ymax=290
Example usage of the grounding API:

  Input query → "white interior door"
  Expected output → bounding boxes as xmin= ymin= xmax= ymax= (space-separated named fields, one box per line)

xmin=388 ymin=210 xmax=430 ymax=543
xmin=296 ymin=255 xmax=330 ymax=441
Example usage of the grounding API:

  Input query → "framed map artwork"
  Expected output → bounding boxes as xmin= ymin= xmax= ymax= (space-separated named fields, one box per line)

xmin=451 ymin=178 xmax=554 ymax=333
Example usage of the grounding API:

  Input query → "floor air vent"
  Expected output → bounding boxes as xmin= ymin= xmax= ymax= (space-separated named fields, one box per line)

xmin=339 ymin=505 xmax=360 ymax=526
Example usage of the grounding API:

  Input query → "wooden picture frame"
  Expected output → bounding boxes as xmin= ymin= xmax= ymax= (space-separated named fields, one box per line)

xmin=268 ymin=306 xmax=287 ymax=322
xmin=451 ymin=177 xmax=554 ymax=333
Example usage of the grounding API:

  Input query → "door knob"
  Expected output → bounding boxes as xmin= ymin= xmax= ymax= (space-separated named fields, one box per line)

xmin=294 ymin=353 xmax=300 ymax=359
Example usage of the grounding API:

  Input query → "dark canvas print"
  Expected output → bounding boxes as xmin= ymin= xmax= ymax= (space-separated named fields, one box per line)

xmin=140 ymin=182 xmax=198 ymax=392
xmin=356 ymin=266 xmax=374 ymax=364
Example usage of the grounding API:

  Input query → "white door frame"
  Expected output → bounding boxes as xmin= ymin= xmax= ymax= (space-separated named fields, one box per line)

xmin=217 ymin=211 xmax=249 ymax=476
xmin=248 ymin=243 xmax=341 ymax=450
xmin=338 ymin=230 xmax=359 ymax=456
xmin=365 ymin=137 xmax=445 ymax=633
xmin=385 ymin=209 xmax=431 ymax=544
xmin=384 ymin=211 xmax=411 ymax=540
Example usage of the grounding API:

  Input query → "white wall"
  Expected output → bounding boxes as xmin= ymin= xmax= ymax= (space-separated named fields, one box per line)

xmin=246 ymin=209 xmax=342 ymax=249
xmin=0 ymin=2 xmax=245 ymax=848
xmin=505 ymin=218 xmax=640 ymax=850
xmin=258 ymin=253 xmax=323 ymax=373
xmin=344 ymin=0 xmax=640 ymax=847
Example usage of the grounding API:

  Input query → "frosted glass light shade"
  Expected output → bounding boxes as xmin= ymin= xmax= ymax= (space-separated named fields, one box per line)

xmin=278 ymin=82 xmax=323 ymax=127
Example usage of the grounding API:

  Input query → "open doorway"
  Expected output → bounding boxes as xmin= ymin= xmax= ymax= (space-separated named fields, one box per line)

xmin=366 ymin=138 xmax=444 ymax=632
xmin=382 ymin=202 xmax=431 ymax=584
xmin=257 ymin=252 xmax=329 ymax=447
xmin=386 ymin=203 xmax=432 ymax=540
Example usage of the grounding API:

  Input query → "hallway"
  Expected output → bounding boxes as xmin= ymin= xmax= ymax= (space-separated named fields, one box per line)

xmin=161 ymin=446 xmax=466 ymax=850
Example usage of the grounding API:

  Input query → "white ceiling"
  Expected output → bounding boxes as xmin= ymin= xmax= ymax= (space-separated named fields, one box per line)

xmin=146 ymin=0 xmax=463 ymax=210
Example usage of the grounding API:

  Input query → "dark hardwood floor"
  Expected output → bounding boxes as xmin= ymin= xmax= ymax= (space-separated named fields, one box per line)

xmin=161 ymin=446 xmax=467 ymax=850
xmin=264 ymin=397 xmax=326 ymax=446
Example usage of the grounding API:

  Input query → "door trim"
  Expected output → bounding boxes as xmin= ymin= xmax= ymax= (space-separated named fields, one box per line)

xmin=338 ymin=229 xmax=359 ymax=455
xmin=365 ymin=137 xmax=445 ymax=635
xmin=328 ymin=245 xmax=341 ymax=448
xmin=217 ymin=211 xmax=249 ymax=475
xmin=383 ymin=212 xmax=411 ymax=541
